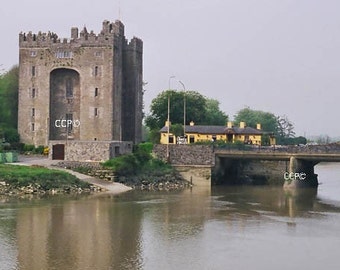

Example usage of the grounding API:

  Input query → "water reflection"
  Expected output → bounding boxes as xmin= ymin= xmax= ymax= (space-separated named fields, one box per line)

xmin=12 ymin=195 xmax=144 ymax=270
xmin=0 ymin=183 xmax=340 ymax=270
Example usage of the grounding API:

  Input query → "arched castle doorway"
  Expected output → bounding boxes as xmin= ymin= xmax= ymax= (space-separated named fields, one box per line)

xmin=49 ymin=68 xmax=80 ymax=140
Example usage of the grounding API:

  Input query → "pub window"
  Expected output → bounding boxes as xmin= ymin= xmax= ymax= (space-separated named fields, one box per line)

xmin=66 ymin=78 xmax=73 ymax=97
xmin=190 ymin=136 xmax=195 ymax=144
xmin=31 ymin=66 xmax=36 ymax=77
xmin=94 ymin=87 xmax=99 ymax=97
xmin=169 ymin=136 xmax=174 ymax=144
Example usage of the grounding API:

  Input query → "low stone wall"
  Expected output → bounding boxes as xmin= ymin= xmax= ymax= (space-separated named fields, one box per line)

xmin=153 ymin=144 xmax=214 ymax=166
xmin=55 ymin=161 xmax=116 ymax=182
xmin=49 ymin=140 xmax=133 ymax=162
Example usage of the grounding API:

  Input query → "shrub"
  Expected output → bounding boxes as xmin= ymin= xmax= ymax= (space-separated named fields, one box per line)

xmin=23 ymin=144 xmax=35 ymax=152
xmin=33 ymin=145 xmax=45 ymax=154
xmin=3 ymin=128 xmax=20 ymax=143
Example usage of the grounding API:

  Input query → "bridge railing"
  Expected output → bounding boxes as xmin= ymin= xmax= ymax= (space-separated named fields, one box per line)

xmin=213 ymin=143 xmax=340 ymax=154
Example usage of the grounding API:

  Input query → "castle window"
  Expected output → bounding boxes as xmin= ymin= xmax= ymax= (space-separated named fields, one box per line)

xmin=94 ymin=66 xmax=99 ymax=76
xmin=31 ymin=108 xmax=35 ymax=118
xmin=95 ymin=88 xmax=99 ymax=97
xmin=31 ymin=66 xmax=36 ymax=77
xmin=30 ymin=51 xmax=37 ymax=57
xmin=95 ymin=51 xmax=102 ymax=57
xmin=31 ymin=123 xmax=35 ymax=132
xmin=66 ymin=78 xmax=73 ymax=97
xmin=31 ymin=88 xmax=36 ymax=98
xmin=55 ymin=51 xmax=73 ymax=58
xmin=94 ymin=108 xmax=98 ymax=117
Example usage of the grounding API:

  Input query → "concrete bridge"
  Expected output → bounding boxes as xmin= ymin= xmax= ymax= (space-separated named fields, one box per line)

xmin=214 ymin=150 xmax=340 ymax=188
xmin=153 ymin=144 xmax=340 ymax=188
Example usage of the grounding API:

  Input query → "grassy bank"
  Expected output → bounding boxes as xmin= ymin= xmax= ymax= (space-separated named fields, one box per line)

xmin=101 ymin=143 xmax=190 ymax=190
xmin=0 ymin=164 xmax=91 ymax=194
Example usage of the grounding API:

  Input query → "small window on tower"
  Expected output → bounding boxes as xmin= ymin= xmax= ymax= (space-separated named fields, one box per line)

xmin=95 ymin=51 xmax=102 ymax=57
xmin=66 ymin=78 xmax=73 ymax=97
xmin=94 ymin=66 xmax=99 ymax=76
xmin=31 ymin=123 xmax=35 ymax=132
xmin=94 ymin=108 xmax=98 ymax=117
xmin=31 ymin=88 xmax=36 ymax=98
xmin=95 ymin=88 xmax=99 ymax=97
xmin=31 ymin=108 xmax=35 ymax=118
xmin=31 ymin=66 xmax=36 ymax=77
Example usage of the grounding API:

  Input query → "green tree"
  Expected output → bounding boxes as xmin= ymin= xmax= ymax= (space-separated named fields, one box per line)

xmin=0 ymin=66 xmax=19 ymax=143
xmin=234 ymin=107 xmax=278 ymax=133
xmin=145 ymin=90 xmax=228 ymax=131
xmin=277 ymin=115 xmax=295 ymax=138
xmin=202 ymin=98 xmax=228 ymax=125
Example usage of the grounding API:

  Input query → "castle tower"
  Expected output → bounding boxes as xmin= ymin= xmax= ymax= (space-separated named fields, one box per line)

xmin=18 ymin=20 xmax=143 ymax=147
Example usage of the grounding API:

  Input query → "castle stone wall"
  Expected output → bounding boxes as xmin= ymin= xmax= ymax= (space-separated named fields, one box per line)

xmin=49 ymin=140 xmax=133 ymax=162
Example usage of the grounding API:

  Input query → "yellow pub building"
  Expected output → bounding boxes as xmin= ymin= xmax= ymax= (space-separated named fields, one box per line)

xmin=160 ymin=121 xmax=274 ymax=145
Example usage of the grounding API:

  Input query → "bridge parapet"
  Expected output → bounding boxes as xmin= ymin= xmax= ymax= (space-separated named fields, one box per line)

xmin=214 ymin=143 xmax=340 ymax=154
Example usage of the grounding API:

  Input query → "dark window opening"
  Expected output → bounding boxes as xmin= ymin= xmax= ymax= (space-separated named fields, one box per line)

xmin=31 ymin=88 xmax=36 ymax=98
xmin=94 ymin=66 xmax=99 ymax=76
xmin=66 ymin=78 xmax=73 ymax=97
xmin=115 ymin=146 xmax=120 ymax=156
xmin=31 ymin=108 xmax=35 ymax=117
xmin=95 ymin=88 xmax=99 ymax=97
xmin=32 ymin=66 xmax=36 ymax=77
xmin=190 ymin=136 xmax=195 ymax=143
xmin=94 ymin=108 xmax=98 ymax=117
xmin=31 ymin=123 xmax=35 ymax=132
xmin=169 ymin=136 xmax=174 ymax=144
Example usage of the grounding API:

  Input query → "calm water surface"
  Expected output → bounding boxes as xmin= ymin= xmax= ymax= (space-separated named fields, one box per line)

xmin=1 ymin=163 xmax=340 ymax=270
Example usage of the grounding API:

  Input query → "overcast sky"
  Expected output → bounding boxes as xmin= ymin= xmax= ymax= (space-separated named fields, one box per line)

xmin=1 ymin=0 xmax=340 ymax=137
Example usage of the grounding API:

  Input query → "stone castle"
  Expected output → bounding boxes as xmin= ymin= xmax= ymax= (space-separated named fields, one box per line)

xmin=18 ymin=20 xmax=143 ymax=155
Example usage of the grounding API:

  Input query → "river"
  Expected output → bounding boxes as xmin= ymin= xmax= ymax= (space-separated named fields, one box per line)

xmin=1 ymin=163 xmax=340 ymax=270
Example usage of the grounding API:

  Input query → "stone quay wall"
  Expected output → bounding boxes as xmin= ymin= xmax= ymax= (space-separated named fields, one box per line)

xmin=153 ymin=144 xmax=214 ymax=166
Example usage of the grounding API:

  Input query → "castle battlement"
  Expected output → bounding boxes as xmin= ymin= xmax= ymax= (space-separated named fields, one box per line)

xmin=19 ymin=20 xmax=127 ymax=48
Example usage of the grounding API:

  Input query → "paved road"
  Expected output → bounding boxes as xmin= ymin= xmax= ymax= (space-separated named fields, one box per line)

xmin=12 ymin=155 xmax=132 ymax=194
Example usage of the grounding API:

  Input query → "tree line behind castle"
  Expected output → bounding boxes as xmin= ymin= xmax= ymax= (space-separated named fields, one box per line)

xmin=0 ymin=65 xmax=315 ymax=151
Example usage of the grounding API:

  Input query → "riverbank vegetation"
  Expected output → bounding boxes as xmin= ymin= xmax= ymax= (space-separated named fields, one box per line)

xmin=102 ymin=143 xmax=190 ymax=190
xmin=0 ymin=164 xmax=91 ymax=195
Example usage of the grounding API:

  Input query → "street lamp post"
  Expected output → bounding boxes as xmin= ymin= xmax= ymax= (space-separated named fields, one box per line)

xmin=178 ymin=80 xmax=186 ymax=142
xmin=167 ymin=76 xmax=175 ymax=161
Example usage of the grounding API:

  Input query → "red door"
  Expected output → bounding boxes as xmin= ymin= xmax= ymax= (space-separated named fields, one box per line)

xmin=52 ymin=144 xmax=65 ymax=160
